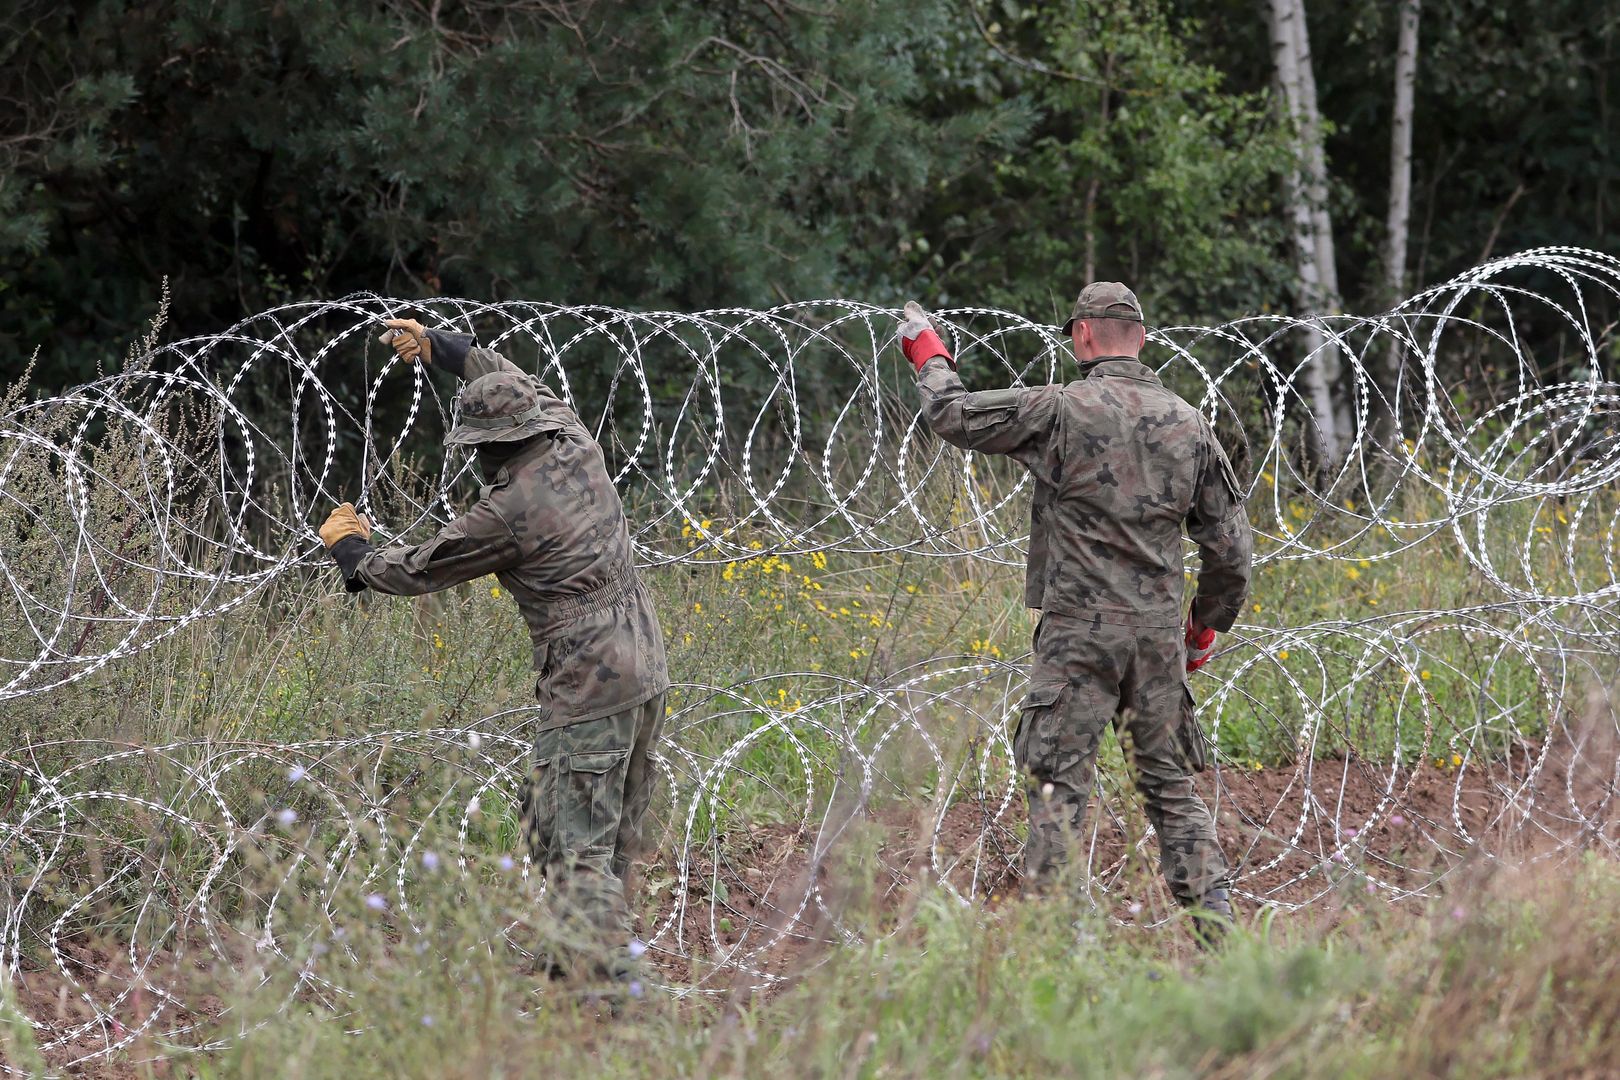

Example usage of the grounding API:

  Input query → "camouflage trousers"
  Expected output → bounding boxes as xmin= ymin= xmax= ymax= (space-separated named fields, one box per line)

xmin=520 ymin=693 xmax=664 ymax=979
xmin=1016 ymin=615 xmax=1228 ymax=906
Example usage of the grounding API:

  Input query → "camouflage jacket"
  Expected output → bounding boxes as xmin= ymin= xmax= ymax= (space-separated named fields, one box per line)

xmin=334 ymin=332 xmax=670 ymax=728
xmin=916 ymin=355 xmax=1252 ymax=632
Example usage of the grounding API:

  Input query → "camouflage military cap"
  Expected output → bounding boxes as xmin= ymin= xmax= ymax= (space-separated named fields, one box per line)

xmin=445 ymin=371 xmax=548 ymax=446
xmin=1062 ymin=281 xmax=1144 ymax=335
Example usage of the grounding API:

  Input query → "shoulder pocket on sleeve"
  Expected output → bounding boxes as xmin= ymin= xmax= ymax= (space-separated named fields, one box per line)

xmin=405 ymin=520 xmax=468 ymax=573
xmin=963 ymin=388 xmax=1024 ymax=432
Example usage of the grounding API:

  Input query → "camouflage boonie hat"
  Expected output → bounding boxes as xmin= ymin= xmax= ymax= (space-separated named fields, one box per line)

xmin=445 ymin=371 xmax=548 ymax=446
xmin=1062 ymin=281 xmax=1144 ymax=336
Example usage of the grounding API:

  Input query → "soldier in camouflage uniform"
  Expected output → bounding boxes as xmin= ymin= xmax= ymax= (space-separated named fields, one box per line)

xmin=318 ymin=318 xmax=670 ymax=980
xmin=896 ymin=285 xmax=1252 ymax=938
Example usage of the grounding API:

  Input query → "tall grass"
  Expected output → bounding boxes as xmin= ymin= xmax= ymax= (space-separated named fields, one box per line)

xmin=189 ymin=853 xmax=1620 ymax=1079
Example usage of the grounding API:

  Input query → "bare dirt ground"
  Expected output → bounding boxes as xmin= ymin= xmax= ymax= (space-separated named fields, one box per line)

xmin=636 ymin=727 xmax=1618 ymax=998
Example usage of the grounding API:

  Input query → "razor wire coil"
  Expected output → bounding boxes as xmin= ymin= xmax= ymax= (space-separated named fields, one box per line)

xmin=3 ymin=245 xmax=1620 ymax=1070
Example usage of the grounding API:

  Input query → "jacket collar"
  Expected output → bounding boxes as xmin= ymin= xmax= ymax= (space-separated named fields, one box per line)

xmin=478 ymin=435 xmax=553 ymax=495
xmin=1076 ymin=355 xmax=1161 ymax=384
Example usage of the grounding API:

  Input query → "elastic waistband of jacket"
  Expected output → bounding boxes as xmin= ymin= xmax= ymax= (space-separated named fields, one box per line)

xmin=536 ymin=563 xmax=640 ymax=630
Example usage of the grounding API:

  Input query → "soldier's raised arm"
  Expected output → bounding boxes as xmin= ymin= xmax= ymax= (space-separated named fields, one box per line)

xmin=1185 ymin=421 xmax=1253 ymax=636
xmin=379 ymin=318 xmax=580 ymax=424
xmin=898 ymin=302 xmax=1060 ymax=472
xmin=379 ymin=318 xmax=526 ymax=381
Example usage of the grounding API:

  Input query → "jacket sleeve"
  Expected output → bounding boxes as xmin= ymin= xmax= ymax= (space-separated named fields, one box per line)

xmin=336 ymin=499 xmax=523 ymax=596
xmin=422 ymin=329 xmax=526 ymax=381
xmin=1185 ymin=427 xmax=1253 ymax=632
xmin=423 ymin=329 xmax=579 ymax=423
xmin=915 ymin=357 xmax=1061 ymax=473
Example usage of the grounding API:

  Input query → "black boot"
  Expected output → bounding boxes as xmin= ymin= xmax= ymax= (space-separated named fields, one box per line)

xmin=1190 ymin=887 xmax=1234 ymax=950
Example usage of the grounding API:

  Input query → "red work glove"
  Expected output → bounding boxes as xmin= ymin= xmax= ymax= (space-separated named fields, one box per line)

xmin=1185 ymin=614 xmax=1216 ymax=672
xmin=897 ymin=300 xmax=953 ymax=371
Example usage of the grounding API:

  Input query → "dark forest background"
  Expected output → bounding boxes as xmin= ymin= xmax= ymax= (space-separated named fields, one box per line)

xmin=2 ymin=0 xmax=1613 ymax=392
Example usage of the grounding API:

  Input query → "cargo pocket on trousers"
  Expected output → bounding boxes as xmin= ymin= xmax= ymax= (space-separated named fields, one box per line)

xmin=1013 ymin=683 xmax=1066 ymax=775
xmin=563 ymin=749 xmax=630 ymax=858
xmin=1175 ymin=685 xmax=1209 ymax=773
xmin=521 ymin=755 xmax=556 ymax=865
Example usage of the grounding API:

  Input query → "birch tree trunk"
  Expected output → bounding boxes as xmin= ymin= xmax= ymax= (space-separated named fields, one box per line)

xmin=1374 ymin=0 xmax=1421 ymax=448
xmin=1268 ymin=0 xmax=1341 ymax=467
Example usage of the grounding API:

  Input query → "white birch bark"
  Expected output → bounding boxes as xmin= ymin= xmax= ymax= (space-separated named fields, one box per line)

xmin=1376 ymin=0 xmax=1421 ymax=445
xmin=1268 ymin=0 xmax=1340 ymax=463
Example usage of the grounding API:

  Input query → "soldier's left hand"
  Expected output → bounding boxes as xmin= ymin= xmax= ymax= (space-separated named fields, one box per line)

xmin=379 ymin=318 xmax=432 ymax=365
xmin=897 ymin=300 xmax=954 ymax=371
xmin=1185 ymin=614 xmax=1216 ymax=672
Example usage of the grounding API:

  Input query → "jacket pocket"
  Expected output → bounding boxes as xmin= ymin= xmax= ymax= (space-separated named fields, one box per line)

xmin=403 ymin=520 xmax=467 ymax=573
xmin=962 ymin=388 xmax=1023 ymax=433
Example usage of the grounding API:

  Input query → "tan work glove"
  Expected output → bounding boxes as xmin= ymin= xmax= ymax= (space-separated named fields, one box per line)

xmin=319 ymin=502 xmax=372 ymax=548
xmin=379 ymin=318 xmax=432 ymax=365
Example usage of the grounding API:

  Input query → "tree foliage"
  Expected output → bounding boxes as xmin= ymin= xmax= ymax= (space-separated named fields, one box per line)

xmin=1 ymin=0 xmax=1614 ymax=388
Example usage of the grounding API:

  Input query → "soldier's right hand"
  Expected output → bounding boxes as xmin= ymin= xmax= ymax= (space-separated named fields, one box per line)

xmin=897 ymin=300 xmax=954 ymax=371
xmin=379 ymin=318 xmax=432 ymax=365
xmin=1185 ymin=614 xmax=1216 ymax=672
